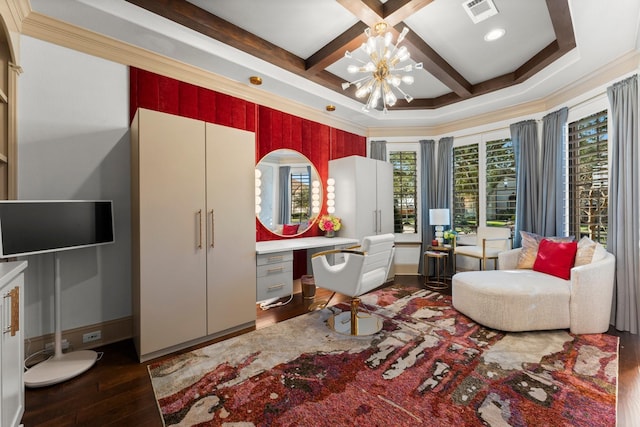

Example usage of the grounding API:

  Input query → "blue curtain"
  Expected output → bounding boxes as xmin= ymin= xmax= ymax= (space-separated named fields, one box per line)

xmin=436 ymin=137 xmax=454 ymax=212
xmin=278 ymin=166 xmax=290 ymax=225
xmin=419 ymin=140 xmax=437 ymax=275
xmin=510 ymin=120 xmax=539 ymax=248
xmin=540 ymin=107 xmax=568 ymax=236
xmin=370 ymin=140 xmax=387 ymax=160
xmin=607 ymin=74 xmax=639 ymax=333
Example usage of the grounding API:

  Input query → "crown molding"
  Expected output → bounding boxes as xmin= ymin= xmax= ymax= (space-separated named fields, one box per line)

xmin=16 ymin=4 xmax=640 ymax=139
xmin=20 ymin=10 xmax=367 ymax=135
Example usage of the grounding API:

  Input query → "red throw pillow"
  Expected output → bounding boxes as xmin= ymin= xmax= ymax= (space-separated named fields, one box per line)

xmin=532 ymin=238 xmax=578 ymax=280
xmin=282 ymin=224 xmax=299 ymax=235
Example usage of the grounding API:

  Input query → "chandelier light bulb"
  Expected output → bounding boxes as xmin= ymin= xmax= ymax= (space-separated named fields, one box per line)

xmin=402 ymin=75 xmax=414 ymax=85
xmin=347 ymin=64 xmax=359 ymax=74
xmin=397 ymin=27 xmax=409 ymax=43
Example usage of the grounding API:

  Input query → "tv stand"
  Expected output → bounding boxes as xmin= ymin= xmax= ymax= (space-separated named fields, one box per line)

xmin=23 ymin=253 xmax=98 ymax=388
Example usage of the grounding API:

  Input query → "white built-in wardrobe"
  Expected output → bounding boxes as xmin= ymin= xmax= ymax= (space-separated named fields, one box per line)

xmin=329 ymin=155 xmax=394 ymax=240
xmin=131 ymin=108 xmax=256 ymax=362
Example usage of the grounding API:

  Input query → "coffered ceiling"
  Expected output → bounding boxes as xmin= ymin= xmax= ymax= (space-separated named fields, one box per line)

xmin=27 ymin=0 xmax=640 ymax=130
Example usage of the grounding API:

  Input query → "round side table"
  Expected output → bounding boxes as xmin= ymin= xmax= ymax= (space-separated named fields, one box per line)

xmin=424 ymin=250 xmax=449 ymax=290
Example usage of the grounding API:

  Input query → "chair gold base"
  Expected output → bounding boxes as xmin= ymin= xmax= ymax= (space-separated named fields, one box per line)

xmin=327 ymin=311 xmax=383 ymax=336
xmin=327 ymin=298 xmax=383 ymax=336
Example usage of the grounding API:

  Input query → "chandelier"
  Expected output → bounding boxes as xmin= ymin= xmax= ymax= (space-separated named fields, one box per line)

xmin=341 ymin=22 xmax=423 ymax=113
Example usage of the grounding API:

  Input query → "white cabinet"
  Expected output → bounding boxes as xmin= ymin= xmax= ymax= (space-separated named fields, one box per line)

xmin=131 ymin=108 xmax=256 ymax=361
xmin=329 ymin=155 xmax=393 ymax=240
xmin=0 ymin=261 xmax=27 ymax=427
xmin=256 ymin=252 xmax=293 ymax=302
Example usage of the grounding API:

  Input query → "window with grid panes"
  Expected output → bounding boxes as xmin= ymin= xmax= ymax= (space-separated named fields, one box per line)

xmin=453 ymin=144 xmax=479 ymax=233
xmin=568 ymin=110 xmax=608 ymax=244
xmin=486 ymin=138 xmax=516 ymax=227
xmin=389 ymin=151 xmax=417 ymax=233
xmin=290 ymin=170 xmax=310 ymax=224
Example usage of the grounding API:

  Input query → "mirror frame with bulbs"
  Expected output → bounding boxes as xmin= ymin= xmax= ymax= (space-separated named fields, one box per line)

xmin=255 ymin=149 xmax=322 ymax=237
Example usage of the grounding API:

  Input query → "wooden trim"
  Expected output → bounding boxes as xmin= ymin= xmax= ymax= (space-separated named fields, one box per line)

xmin=25 ymin=316 xmax=133 ymax=358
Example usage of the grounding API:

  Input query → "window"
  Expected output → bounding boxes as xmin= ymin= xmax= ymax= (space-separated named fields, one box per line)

xmin=568 ymin=110 xmax=608 ymax=244
xmin=485 ymin=138 xmax=516 ymax=227
xmin=389 ymin=151 xmax=417 ymax=233
xmin=453 ymin=144 xmax=479 ymax=233
xmin=290 ymin=169 xmax=310 ymax=224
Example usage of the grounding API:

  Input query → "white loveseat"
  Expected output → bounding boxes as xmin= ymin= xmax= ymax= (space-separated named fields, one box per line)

xmin=452 ymin=246 xmax=616 ymax=334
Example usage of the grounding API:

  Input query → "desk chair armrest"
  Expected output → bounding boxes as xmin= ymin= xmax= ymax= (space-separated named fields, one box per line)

xmin=311 ymin=249 xmax=365 ymax=258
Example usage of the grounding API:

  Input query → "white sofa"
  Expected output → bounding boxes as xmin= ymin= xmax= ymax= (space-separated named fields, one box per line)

xmin=452 ymin=246 xmax=616 ymax=334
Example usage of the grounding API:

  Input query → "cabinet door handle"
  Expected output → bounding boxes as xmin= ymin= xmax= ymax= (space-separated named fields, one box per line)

xmin=2 ymin=286 xmax=19 ymax=336
xmin=267 ymin=266 xmax=285 ymax=274
xmin=378 ymin=209 xmax=382 ymax=233
xmin=209 ymin=209 xmax=215 ymax=248
xmin=373 ymin=210 xmax=377 ymax=233
xmin=267 ymin=284 xmax=284 ymax=291
xmin=196 ymin=209 xmax=203 ymax=249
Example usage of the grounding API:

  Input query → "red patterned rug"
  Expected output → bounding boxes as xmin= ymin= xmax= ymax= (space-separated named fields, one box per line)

xmin=148 ymin=287 xmax=618 ymax=426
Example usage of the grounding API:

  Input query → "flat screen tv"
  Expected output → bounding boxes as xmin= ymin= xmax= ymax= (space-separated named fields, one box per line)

xmin=0 ymin=200 xmax=114 ymax=258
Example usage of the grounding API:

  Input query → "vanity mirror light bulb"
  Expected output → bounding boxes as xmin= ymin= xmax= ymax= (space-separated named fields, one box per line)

xmin=327 ymin=200 xmax=335 ymax=207
xmin=327 ymin=193 xmax=335 ymax=200
xmin=312 ymin=206 xmax=320 ymax=213
xmin=312 ymin=187 xmax=320 ymax=194
xmin=255 ymin=196 xmax=261 ymax=205
xmin=255 ymin=205 xmax=262 ymax=214
xmin=255 ymin=178 xmax=261 ymax=187
xmin=255 ymin=169 xmax=262 ymax=178
xmin=327 ymin=206 xmax=336 ymax=214
xmin=327 ymin=178 xmax=335 ymax=186
xmin=312 ymin=180 xmax=320 ymax=188
xmin=327 ymin=185 xmax=335 ymax=193
xmin=312 ymin=194 xmax=320 ymax=201
xmin=255 ymin=187 xmax=261 ymax=196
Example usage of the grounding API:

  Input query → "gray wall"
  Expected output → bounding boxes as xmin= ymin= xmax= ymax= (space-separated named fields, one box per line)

xmin=17 ymin=36 xmax=131 ymax=338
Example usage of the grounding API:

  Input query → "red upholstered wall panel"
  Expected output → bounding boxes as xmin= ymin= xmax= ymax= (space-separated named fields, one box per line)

xmin=129 ymin=68 xmax=256 ymax=133
xmin=129 ymin=67 xmax=365 ymax=245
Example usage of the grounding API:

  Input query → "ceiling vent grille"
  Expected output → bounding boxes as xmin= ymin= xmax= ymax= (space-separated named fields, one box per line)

xmin=462 ymin=0 xmax=499 ymax=24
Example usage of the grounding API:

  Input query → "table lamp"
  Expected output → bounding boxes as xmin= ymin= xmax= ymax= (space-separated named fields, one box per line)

xmin=429 ymin=208 xmax=450 ymax=246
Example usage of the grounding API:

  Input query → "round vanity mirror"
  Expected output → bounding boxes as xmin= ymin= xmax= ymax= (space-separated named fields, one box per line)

xmin=255 ymin=149 xmax=322 ymax=237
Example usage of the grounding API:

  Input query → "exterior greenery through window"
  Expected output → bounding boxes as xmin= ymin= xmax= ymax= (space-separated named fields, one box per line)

xmin=486 ymin=138 xmax=516 ymax=228
xmin=290 ymin=171 xmax=310 ymax=224
xmin=389 ymin=151 xmax=417 ymax=233
xmin=568 ymin=110 xmax=608 ymax=244
xmin=453 ymin=144 xmax=479 ymax=234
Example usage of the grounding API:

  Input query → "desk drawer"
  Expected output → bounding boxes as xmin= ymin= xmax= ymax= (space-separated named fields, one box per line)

xmin=257 ymin=251 xmax=293 ymax=266
xmin=256 ymin=271 xmax=293 ymax=301
xmin=257 ymin=261 xmax=292 ymax=278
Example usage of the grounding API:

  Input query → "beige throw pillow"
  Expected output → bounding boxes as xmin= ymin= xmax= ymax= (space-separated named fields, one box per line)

xmin=516 ymin=231 xmax=575 ymax=269
xmin=574 ymin=236 xmax=597 ymax=266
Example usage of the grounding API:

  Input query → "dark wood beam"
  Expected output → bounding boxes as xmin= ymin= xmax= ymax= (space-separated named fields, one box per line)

xmin=305 ymin=23 xmax=368 ymax=75
xmin=401 ymin=26 xmax=473 ymax=97
xmin=383 ymin=0 xmax=435 ymax=25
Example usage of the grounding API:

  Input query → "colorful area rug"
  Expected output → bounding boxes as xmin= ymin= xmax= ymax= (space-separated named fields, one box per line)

xmin=148 ymin=287 xmax=618 ymax=426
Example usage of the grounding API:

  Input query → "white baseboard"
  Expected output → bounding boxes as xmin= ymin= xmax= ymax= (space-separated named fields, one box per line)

xmin=25 ymin=316 xmax=132 ymax=360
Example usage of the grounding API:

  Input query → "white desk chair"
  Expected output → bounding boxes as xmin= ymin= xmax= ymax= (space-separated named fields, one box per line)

xmin=311 ymin=234 xmax=395 ymax=336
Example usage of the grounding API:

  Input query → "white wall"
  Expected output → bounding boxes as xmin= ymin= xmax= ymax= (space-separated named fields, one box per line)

xmin=17 ymin=36 xmax=131 ymax=338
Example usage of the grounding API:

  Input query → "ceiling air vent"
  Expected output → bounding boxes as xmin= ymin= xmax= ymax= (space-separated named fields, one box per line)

xmin=462 ymin=0 xmax=499 ymax=24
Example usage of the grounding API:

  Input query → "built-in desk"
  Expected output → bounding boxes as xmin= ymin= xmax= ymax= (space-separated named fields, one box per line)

xmin=255 ymin=237 xmax=359 ymax=302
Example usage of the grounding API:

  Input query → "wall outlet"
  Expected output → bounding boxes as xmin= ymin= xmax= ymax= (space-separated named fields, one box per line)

xmin=82 ymin=330 xmax=102 ymax=343
xmin=45 ymin=339 xmax=69 ymax=352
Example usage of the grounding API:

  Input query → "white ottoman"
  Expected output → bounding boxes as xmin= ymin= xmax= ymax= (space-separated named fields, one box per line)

xmin=452 ymin=270 xmax=571 ymax=332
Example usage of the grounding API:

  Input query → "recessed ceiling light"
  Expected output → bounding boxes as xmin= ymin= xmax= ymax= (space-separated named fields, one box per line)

xmin=326 ymin=105 xmax=336 ymax=112
xmin=249 ymin=76 xmax=262 ymax=85
xmin=484 ymin=28 xmax=506 ymax=42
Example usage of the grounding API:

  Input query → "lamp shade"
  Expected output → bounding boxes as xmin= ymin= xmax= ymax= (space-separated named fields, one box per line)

xmin=429 ymin=208 xmax=450 ymax=226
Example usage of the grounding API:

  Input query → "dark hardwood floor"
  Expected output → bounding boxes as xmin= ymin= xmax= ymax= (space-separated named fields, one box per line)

xmin=22 ymin=276 xmax=640 ymax=426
